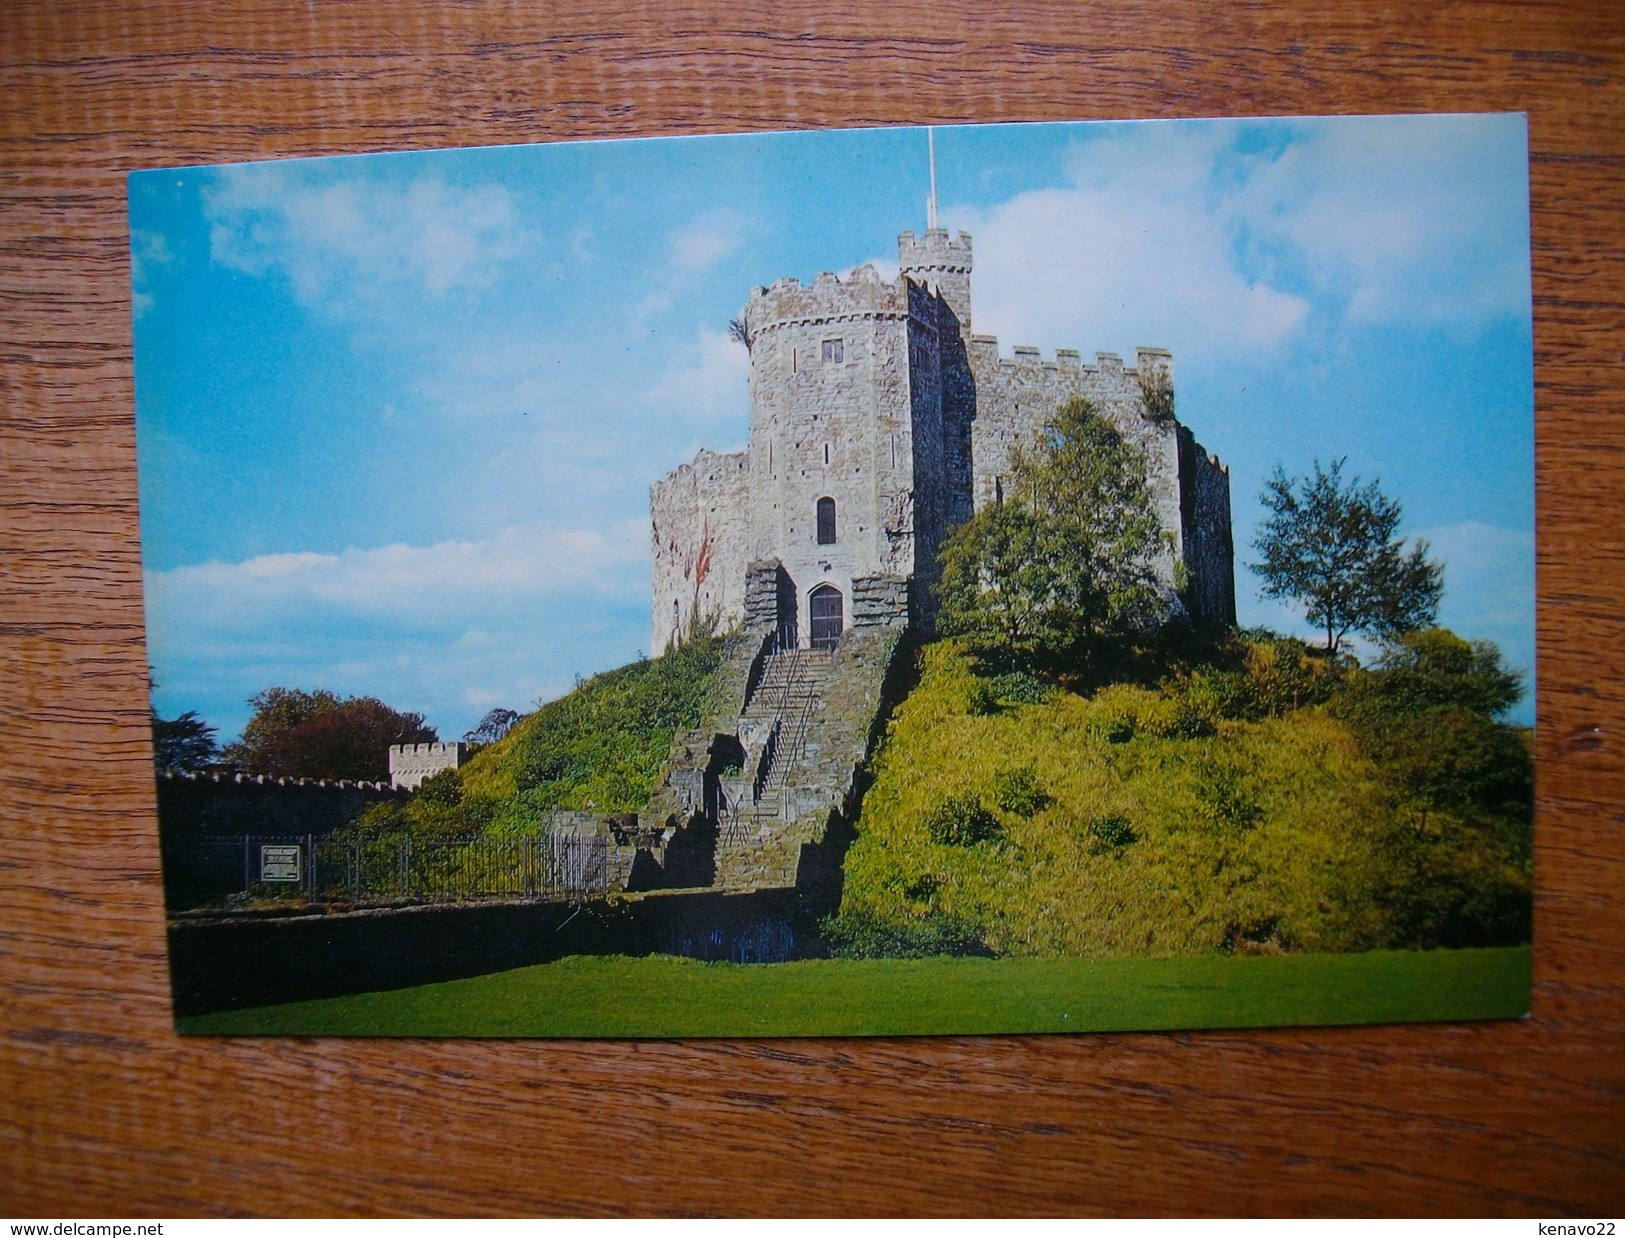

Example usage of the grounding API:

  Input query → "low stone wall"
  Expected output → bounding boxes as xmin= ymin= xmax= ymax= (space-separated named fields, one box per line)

xmin=156 ymin=773 xmax=407 ymax=911
xmin=167 ymin=886 xmax=813 ymax=1017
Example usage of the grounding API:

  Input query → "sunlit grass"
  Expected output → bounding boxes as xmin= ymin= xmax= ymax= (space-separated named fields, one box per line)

xmin=177 ymin=945 xmax=1531 ymax=1038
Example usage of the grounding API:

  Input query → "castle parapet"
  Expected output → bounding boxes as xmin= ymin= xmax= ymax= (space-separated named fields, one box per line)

xmin=388 ymin=741 xmax=467 ymax=791
xmin=898 ymin=228 xmax=973 ymax=273
xmin=968 ymin=337 xmax=1175 ymax=381
xmin=743 ymin=267 xmax=907 ymax=336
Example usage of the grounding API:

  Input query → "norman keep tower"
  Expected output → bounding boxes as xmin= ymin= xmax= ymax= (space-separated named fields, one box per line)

xmin=649 ymin=228 xmax=1235 ymax=655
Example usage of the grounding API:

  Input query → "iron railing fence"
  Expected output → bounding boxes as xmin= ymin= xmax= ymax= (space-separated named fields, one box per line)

xmin=170 ymin=831 xmax=608 ymax=912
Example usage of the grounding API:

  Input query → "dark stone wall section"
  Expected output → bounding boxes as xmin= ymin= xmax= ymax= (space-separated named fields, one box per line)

xmin=168 ymin=887 xmax=813 ymax=1018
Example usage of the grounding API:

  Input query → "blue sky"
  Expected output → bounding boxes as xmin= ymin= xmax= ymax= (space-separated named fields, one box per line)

xmin=130 ymin=114 xmax=1535 ymax=741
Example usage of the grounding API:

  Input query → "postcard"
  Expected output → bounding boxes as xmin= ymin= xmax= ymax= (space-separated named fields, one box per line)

xmin=131 ymin=115 xmax=1535 ymax=1036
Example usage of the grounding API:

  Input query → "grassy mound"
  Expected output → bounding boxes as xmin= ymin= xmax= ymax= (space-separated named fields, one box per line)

xmin=832 ymin=633 xmax=1532 ymax=959
xmin=358 ymin=631 xmax=740 ymax=838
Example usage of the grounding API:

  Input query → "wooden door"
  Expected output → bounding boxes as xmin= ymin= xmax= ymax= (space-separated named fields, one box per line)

xmin=809 ymin=585 xmax=843 ymax=651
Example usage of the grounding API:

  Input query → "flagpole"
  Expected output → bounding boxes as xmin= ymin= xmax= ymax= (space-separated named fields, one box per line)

xmin=927 ymin=126 xmax=939 ymax=230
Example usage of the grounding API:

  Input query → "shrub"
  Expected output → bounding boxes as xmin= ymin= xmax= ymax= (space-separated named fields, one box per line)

xmin=1169 ymin=668 xmax=1250 ymax=727
xmin=1136 ymin=694 xmax=1210 ymax=739
xmin=990 ymin=670 xmax=1056 ymax=706
xmin=822 ymin=908 xmax=989 ymax=959
xmin=1085 ymin=813 xmax=1137 ymax=852
xmin=1335 ymin=629 xmax=1524 ymax=728
xmin=903 ymin=873 xmax=941 ymax=903
xmin=1193 ymin=761 xmax=1262 ymax=830
xmin=416 ymin=767 xmax=464 ymax=806
xmin=993 ymin=766 xmax=1048 ymax=816
xmin=965 ymin=678 xmax=1001 ymax=716
xmin=1089 ymin=713 xmax=1135 ymax=744
xmin=1237 ymin=633 xmax=1340 ymax=717
xmin=923 ymin=795 xmax=1003 ymax=846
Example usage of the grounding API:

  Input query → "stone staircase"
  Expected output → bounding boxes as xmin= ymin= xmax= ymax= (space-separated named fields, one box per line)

xmin=731 ymin=649 xmax=830 ymax=833
xmin=631 ymin=627 xmax=906 ymax=895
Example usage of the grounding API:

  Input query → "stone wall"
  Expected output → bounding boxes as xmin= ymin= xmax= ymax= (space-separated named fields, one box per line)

xmin=650 ymin=447 xmax=751 ymax=653
xmin=156 ymin=772 xmax=408 ymax=912
xmin=851 ymin=575 xmax=910 ymax=630
xmin=652 ymin=226 xmax=1237 ymax=648
xmin=1178 ymin=428 xmax=1238 ymax=627
xmin=967 ymin=343 xmax=1179 ymax=584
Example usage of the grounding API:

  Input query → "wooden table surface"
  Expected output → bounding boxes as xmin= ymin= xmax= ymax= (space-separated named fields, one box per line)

xmin=3 ymin=0 xmax=1622 ymax=1217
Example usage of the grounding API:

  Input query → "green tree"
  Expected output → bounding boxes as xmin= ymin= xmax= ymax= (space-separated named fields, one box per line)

xmin=222 ymin=687 xmax=437 ymax=782
xmin=936 ymin=397 xmax=1164 ymax=664
xmin=464 ymin=707 xmax=520 ymax=748
xmin=1251 ymin=458 xmax=1442 ymax=653
xmin=151 ymin=708 xmax=220 ymax=773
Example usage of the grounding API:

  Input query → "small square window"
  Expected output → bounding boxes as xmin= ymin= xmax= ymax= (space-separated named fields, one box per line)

xmin=822 ymin=338 xmax=844 ymax=364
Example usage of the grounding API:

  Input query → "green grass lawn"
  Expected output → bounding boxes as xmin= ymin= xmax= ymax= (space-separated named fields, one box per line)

xmin=176 ymin=944 xmax=1529 ymax=1037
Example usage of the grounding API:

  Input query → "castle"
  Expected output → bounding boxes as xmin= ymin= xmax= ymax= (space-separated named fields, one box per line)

xmin=652 ymin=227 xmax=1236 ymax=655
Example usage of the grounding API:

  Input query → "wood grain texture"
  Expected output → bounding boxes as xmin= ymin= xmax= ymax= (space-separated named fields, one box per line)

xmin=3 ymin=0 xmax=1623 ymax=1217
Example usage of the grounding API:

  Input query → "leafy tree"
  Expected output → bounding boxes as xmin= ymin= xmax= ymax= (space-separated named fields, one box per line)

xmin=1330 ymin=629 xmax=1533 ymax=946
xmin=1251 ymin=458 xmax=1442 ymax=653
xmin=1334 ymin=630 xmax=1531 ymax=831
xmin=223 ymin=687 xmax=340 ymax=767
xmin=465 ymin=707 xmax=520 ymax=748
xmin=222 ymin=687 xmax=437 ymax=782
xmin=1363 ymin=628 xmax=1523 ymax=719
xmin=936 ymin=397 xmax=1164 ymax=664
xmin=151 ymin=708 xmax=220 ymax=773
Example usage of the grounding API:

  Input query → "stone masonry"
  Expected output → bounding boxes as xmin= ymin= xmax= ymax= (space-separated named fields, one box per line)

xmin=629 ymin=628 xmax=905 ymax=895
xmin=650 ymin=227 xmax=1236 ymax=655
xmin=388 ymin=741 xmax=467 ymax=791
xmin=604 ymin=224 xmax=1240 ymax=903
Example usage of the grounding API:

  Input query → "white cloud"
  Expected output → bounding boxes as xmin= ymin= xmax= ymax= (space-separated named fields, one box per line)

xmin=953 ymin=162 xmax=1311 ymax=365
xmin=130 ymin=228 xmax=172 ymax=318
xmin=853 ymin=255 xmax=900 ymax=283
xmin=203 ymin=164 xmax=530 ymax=307
xmin=1419 ymin=521 xmax=1536 ymax=665
xmin=147 ymin=526 xmax=654 ymax=740
xmin=646 ymin=327 xmax=750 ymax=434
xmin=147 ymin=521 xmax=649 ymax=629
xmin=948 ymin=115 xmax=1529 ymax=367
xmin=671 ymin=213 xmax=744 ymax=273
xmin=1231 ymin=116 xmax=1533 ymax=327
xmin=634 ymin=212 xmax=750 ymax=324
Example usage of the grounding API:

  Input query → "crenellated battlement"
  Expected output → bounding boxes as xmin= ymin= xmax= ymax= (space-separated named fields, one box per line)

xmin=159 ymin=770 xmax=403 ymax=792
xmin=391 ymin=741 xmax=464 ymax=758
xmin=968 ymin=337 xmax=1174 ymax=384
xmin=743 ymin=264 xmax=906 ymax=337
xmin=387 ymin=741 xmax=467 ymax=790
xmin=898 ymin=228 xmax=973 ymax=272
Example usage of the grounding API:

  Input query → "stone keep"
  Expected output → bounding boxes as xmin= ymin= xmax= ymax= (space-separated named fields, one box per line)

xmin=650 ymin=229 xmax=1236 ymax=653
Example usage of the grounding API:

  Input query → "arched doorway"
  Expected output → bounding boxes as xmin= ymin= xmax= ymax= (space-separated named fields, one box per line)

xmin=774 ymin=567 xmax=797 ymax=652
xmin=809 ymin=584 xmax=843 ymax=651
